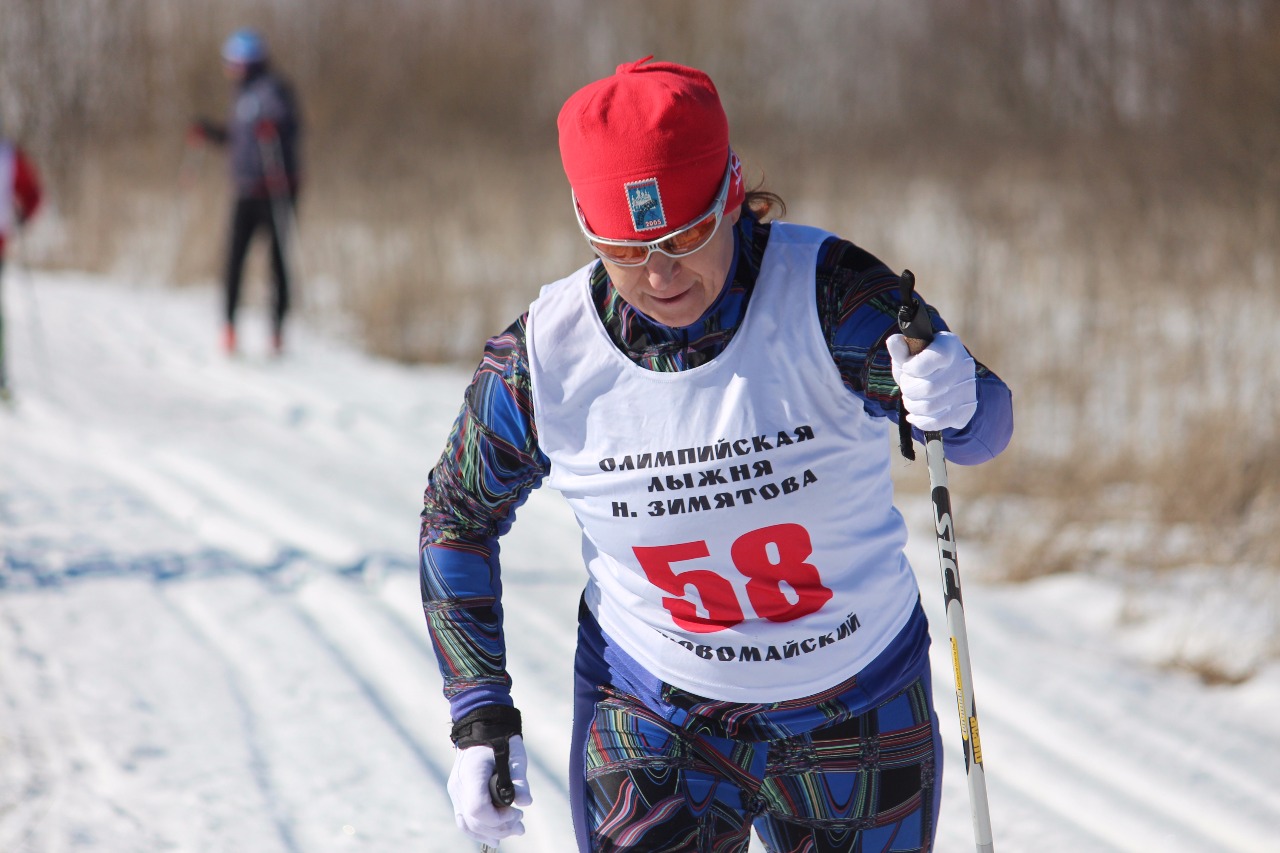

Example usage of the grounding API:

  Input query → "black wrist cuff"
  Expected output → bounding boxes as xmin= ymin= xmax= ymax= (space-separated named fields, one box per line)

xmin=450 ymin=705 xmax=522 ymax=748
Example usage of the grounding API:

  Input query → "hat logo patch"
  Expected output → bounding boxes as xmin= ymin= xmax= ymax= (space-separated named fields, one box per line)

xmin=625 ymin=179 xmax=666 ymax=232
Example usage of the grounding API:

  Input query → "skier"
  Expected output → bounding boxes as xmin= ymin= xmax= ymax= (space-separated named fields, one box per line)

xmin=0 ymin=121 xmax=43 ymax=400
xmin=189 ymin=28 xmax=302 ymax=356
xmin=420 ymin=58 xmax=1013 ymax=852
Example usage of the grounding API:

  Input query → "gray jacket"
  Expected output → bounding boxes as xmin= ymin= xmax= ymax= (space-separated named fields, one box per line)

xmin=223 ymin=66 xmax=301 ymax=199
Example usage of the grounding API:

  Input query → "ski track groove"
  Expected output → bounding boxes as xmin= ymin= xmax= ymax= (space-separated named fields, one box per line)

xmin=288 ymin=569 xmax=575 ymax=853
xmin=907 ymin=531 xmax=1277 ymax=852
xmin=973 ymin=586 xmax=1280 ymax=804
xmin=976 ymin=611 xmax=1280 ymax=839
xmin=0 ymin=609 xmax=69 ymax=853
xmin=155 ymin=587 xmax=305 ymax=853
xmin=370 ymin=571 xmax=579 ymax=800
xmin=5 ymin=275 xmax=1278 ymax=852
xmin=155 ymin=568 xmax=460 ymax=850
xmin=951 ymin=584 xmax=1280 ymax=849
xmin=936 ymin=666 xmax=1230 ymax=853
xmin=0 ymin=598 xmax=176 ymax=853
xmin=287 ymin=583 xmax=453 ymax=792
xmin=304 ymin=568 xmax=580 ymax=853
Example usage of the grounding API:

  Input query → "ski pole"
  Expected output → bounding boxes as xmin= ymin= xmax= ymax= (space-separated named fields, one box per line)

xmin=13 ymin=233 xmax=52 ymax=393
xmin=255 ymin=123 xmax=304 ymax=288
xmin=0 ymin=244 xmax=50 ymax=403
xmin=479 ymin=741 xmax=516 ymax=853
xmin=896 ymin=269 xmax=995 ymax=853
xmin=0 ymin=264 xmax=8 ymax=399
xmin=161 ymin=135 xmax=205 ymax=284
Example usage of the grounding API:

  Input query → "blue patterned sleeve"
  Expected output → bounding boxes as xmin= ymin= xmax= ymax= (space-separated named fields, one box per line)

xmin=419 ymin=314 xmax=550 ymax=720
xmin=816 ymin=238 xmax=1013 ymax=465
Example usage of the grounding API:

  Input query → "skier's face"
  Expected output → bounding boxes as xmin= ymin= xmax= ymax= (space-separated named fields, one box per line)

xmin=602 ymin=207 xmax=740 ymax=329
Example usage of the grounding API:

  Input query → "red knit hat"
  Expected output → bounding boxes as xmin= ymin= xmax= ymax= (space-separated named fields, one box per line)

xmin=558 ymin=57 xmax=745 ymax=241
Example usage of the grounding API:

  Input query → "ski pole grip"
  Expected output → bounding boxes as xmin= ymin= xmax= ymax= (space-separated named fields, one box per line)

xmin=452 ymin=706 xmax=522 ymax=812
xmin=894 ymin=268 xmax=936 ymax=460
xmin=896 ymin=269 xmax=935 ymax=356
xmin=488 ymin=739 xmax=516 ymax=808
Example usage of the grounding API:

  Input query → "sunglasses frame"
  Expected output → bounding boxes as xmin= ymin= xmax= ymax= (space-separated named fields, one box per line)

xmin=573 ymin=161 xmax=733 ymax=267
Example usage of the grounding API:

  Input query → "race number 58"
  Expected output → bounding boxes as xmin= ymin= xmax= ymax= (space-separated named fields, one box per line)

xmin=632 ymin=523 xmax=833 ymax=634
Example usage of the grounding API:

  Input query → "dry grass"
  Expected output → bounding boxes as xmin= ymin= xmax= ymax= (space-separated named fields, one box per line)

xmin=5 ymin=1 xmax=1280 ymax=592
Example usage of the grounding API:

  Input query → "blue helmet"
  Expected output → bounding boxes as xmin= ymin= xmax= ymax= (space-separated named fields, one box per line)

xmin=221 ymin=28 xmax=267 ymax=65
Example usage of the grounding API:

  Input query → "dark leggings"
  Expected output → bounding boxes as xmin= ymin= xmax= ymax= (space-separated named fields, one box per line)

xmin=224 ymin=196 xmax=291 ymax=333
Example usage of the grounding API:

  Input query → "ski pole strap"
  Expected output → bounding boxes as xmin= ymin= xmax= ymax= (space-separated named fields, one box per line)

xmin=896 ymin=401 xmax=915 ymax=461
xmin=488 ymin=739 xmax=515 ymax=807
xmin=451 ymin=705 xmax=522 ymax=807
xmin=450 ymin=704 xmax=523 ymax=746
xmin=895 ymin=269 xmax=936 ymax=460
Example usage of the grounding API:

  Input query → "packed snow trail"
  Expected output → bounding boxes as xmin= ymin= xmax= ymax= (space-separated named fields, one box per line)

xmin=0 ymin=272 xmax=1276 ymax=852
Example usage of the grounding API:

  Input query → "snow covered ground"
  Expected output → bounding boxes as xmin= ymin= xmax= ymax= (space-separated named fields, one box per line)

xmin=1 ymin=271 xmax=1277 ymax=852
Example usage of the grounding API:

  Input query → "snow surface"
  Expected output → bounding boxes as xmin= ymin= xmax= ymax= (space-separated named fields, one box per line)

xmin=1 ymin=271 xmax=1277 ymax=852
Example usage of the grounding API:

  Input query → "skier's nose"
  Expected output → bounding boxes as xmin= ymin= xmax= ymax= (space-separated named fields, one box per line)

xmin=644 ymin=253 xmax=680 ymax=290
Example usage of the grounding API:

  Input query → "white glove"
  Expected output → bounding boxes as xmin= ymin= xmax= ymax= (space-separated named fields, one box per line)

xmin=447 ymin=735 xmax=533 ymax=847
xmin=886 ymin=331 xmax=978 ymax=432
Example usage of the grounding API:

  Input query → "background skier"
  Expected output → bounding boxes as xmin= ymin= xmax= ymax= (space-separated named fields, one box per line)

xmin=420 ymin=58 xmax=1013 ymax=852
xmin=190 ymin=27 xmax=302 ymax=356
xmin=0 ymin=121 xmax=43 ymax=399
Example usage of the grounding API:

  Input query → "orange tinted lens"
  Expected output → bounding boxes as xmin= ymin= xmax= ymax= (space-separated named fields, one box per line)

xmin=658 ymin=212 xmax=719 ymax=255
xmin=591 ymin=240 xmax=650 ymax=264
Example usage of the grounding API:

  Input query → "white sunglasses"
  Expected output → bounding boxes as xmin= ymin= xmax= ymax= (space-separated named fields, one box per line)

xmin=572 ymin=161 xmax=733 ymax=267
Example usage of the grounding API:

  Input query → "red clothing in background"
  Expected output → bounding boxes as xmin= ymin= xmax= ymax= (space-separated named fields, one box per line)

xmin=1 ymin=146 xmax=42 ymax=257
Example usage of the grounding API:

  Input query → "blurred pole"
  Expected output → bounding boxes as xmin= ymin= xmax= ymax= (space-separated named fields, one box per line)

xmin=256 ymin=125 xmax=305 ymax=291
xmin=0 ymin=259 xmax=7 ymax=399
xmin=160 ymin=136 xmax=206 ymax=285
xmin=11 ymin=232 xmax=53 ymax=397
